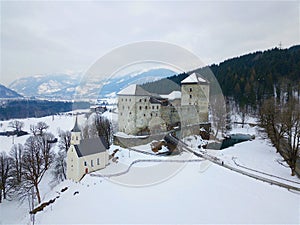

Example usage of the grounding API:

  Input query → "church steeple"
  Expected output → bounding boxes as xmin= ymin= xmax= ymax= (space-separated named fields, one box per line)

xmin=71 ymin=116 xmax=81 ymax=145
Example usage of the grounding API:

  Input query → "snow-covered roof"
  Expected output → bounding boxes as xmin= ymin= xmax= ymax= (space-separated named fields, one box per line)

xmin=117 ymin=84 xmax=151 ymax=96
xmin=160 ymin=91 xmax=181 ymax=100
xmin=181 ymin=72 xmax=208 ymax=84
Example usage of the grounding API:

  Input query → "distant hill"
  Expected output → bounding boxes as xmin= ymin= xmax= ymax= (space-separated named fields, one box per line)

xmin=9 ymin=69 xmax=176 ymax=100
xmin=0 ymin=84 xmax=23 ymax=98
xmin=142 ymin=45 xmax=300 ymax=108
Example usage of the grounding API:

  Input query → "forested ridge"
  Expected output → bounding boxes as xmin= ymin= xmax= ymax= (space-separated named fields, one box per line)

xmin=142 ymin=45 xmax=300 ymax=108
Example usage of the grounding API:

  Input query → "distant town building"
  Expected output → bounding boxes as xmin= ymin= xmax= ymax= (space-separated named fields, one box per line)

xmin=66 ymin=118 xmax=109 ymax=182
xmin=117 ymin=72 xmax=209 ymax=135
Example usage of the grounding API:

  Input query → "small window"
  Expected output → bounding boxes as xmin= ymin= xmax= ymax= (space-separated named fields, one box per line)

xmin=97 ymin=158 xmax=100 ymax=165
xmin=157 ymin=106 xmax=159 ymax=109
xmin=76 ymin=136 xmax=78 ymax=140
xmin=120 ymin=112 xmax=123 ymax=116
xmin=91 ymin=160 xmax=94 ymax=167
xmin=139 ymin=106 xmax=142 ymax=110
xmin=121 ymin=98 xmax=123 ymax=101
xmin=156 ymin=113 xmax=158 ymax=117
xmin=84 ymin=161 xmax=87 ymax=166
xmin=128 ymin=106 xmax=130 ymax=109
xmin=145 ymin=106 xmax=147 ymax=110
xmin=144 ymin=114 xmax=146 ymax=117
xmin=122 ymin=106 xmax=125 ymax=109
xmin=152 ymin=106 xmax=154 ymax=110
xmin=144 ymin=99 xmax=146 ymax=102
xmin=150 ymin=113 xmax=152 ymax=117
xmin=129 ymin=99 xmax=131 ymax=102
xmin=129 ymin=112 xmax=131 ymax=115
xmin=71 ymin=165 xmax=73 ymax=167
xmin=190 ymin=94 xmax=192 ymax=99
xmin=139 ymin=99 xmax=142 ymax=102
xmin=190 ymin=88 xmax=192 ymax=92
xmin=72 ymin=136 xmax=74 ymax=140
xmin=125 ymin=98 xmax=127 ymax=102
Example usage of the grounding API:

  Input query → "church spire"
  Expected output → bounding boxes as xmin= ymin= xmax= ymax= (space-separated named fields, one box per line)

xmin=71 ymin=116 xmax=81 ymax=132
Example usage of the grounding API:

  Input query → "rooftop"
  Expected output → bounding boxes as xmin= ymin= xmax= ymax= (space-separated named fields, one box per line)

xmin=181 ymin=72 xmax=208 ymax=84
xmin=74 ymin=137 xmax=108 ymax=157
xmin=117 ymin=84 xmax=152 ymax=96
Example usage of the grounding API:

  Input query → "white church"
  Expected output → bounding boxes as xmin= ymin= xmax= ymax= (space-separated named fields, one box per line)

xmin=117 ymin=72 xmax=210 ymax=135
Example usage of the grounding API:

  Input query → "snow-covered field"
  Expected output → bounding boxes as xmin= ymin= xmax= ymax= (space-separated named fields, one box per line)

xmin=0 ymin=113 xmax=299 ymax=224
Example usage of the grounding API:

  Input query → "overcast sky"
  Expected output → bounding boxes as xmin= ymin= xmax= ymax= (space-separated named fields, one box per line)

xmin=1 ymin=1 xmax=299 ymax=85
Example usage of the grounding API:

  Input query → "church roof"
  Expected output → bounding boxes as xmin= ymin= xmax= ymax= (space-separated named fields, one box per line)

xmin=117 ymin=84 xmax=152 ymax=96
xmin=74 ymin=137 xmax=108 ymax=157
xmin=181 ymin=72 xmax=208 ymax=84
xmin=71 ymin=117 xmax=81 ymax=132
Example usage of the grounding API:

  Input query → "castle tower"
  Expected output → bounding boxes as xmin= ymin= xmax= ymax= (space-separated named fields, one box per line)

xmin=70 ymin=116 xmax=81 ymax=145
xmin=180 ymin=72 xmax=209 ymax=123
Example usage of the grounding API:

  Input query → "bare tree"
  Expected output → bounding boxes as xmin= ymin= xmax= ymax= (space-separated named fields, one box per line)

xmin=52 ymin=151 xmax=67 ymax=182
xmin=9 ymin=120 xmax=24 ymax=132
xmin=22 ymin=134 xmax=54 ymax=204
xmin=51 ymin=129 xmax=71 ymax=182
xmin=0 ymin=152 xmax=13 ymax=203
xmin=9 ymin=144 xmax=23 ymax=187
xmin=30 ymin=122 xmax=49 ymax=136
xmin=58 ymin=129 xmax=71 ymax=152
xmin=210 ymin=96 xmax=227 ymax=138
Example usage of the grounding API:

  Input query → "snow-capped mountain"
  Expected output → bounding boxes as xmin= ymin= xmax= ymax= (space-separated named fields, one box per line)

xmin=0 ymin=84 xmax=23 ymax=98
xmin=9 ymin=69 xmax=176 ymax=100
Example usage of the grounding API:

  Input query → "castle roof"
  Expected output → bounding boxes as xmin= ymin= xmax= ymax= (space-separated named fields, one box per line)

xmin=117 ymin=84 xmax=151 ymax=96
xmin=181 ymin=72 xmax=208 ymax=84
xmin=74 ymin=137 xmax=108 ymax=157
xmin=71 ymin=117 xmax=81 ymax=132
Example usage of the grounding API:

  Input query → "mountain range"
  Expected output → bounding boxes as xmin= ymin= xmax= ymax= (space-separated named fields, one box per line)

xmin=8 ymin=69 xmax=176 ymax=100
xmin=0 ymin=84 xmax=23 ymax=98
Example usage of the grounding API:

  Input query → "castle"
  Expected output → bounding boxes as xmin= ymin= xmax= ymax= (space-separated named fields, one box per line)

xmin=117 ymin=73 xmax=209 ymax=135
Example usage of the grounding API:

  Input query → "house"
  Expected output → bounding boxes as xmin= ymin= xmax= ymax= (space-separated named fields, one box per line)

xmin=66 ymin=117 xmax=109 ymax=182
xmin=117 ymin=72 xmax=210 ymax=135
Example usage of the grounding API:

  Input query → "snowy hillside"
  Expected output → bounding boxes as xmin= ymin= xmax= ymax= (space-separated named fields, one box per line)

xmin=0 ymin=113 xmax=299 ymax=224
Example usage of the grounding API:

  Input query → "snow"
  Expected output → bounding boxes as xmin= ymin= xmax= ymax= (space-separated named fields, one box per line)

xmin=114 ymin=131 xmax=148 ymax=138
xmin=160 ymin=91 xmax=181 ymax=100
xmin=0 ymin=113 xmax=299 ymax=224
xmin=181 ymin=72 xmax=207 ymax=84
xmin=117 ymin=84 xmax=138 ymax=95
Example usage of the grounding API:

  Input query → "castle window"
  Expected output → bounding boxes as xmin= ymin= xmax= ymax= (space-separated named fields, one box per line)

xmin=190 ymin=88 xmax=192 ymax=92
xmin=157 ymin=106 xmax=159 ymax=109
xmin=125 ymin=98 xmax=127 ymax=102
xmin=152 ymin=106 xmax=154 ymax=110
xmin=91 ymin=160 xmax=94 ymax=167
xmin=128 ymin=106 xmax=130 ymax=109
xmin=129 ymin=112 xmax=131 ymax=115
xmin=120 ymin=113 xmax=123 ymax=116
xmin=156 ymin=113 xmax=158 ymax=117
xmin=145 ymin=106 xmax=147 ymax=109
xmin=121 ymin=98 xmax=123 ymax=102
xmin=150 ymin=113 xmax=152 ymax=117
xmin=129 ymin=98 xmax=131 ymax=102
xmin=139 ymin=99 xmax=142 ymax=102
xmin=76 ymin=136 xmax=78 ymax=140
xmin=139 ymin=106 xmax=142 ymax=110
xmin=144 ymin=99 xmax=146 ymax=102
xmin=123 ymin=106 xmax=125 ymax=109
xmin=190 ymin=95 xmax=192 ymax=99
xmin=97 ymin=158 xmax=100 ymax=165
xmin=84 ymin=161 xmax=87 ymax=166
xmin=144 ymin=114 xmax=146 ymax=117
